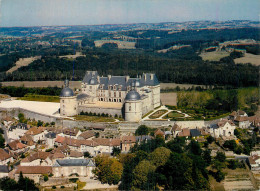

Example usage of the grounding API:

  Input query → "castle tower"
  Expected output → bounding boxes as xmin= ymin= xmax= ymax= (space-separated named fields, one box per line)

xmin=124 ymin=90 xmax=142 ymax=122
xmin=60 ymin=80 xmax=78 ymax=117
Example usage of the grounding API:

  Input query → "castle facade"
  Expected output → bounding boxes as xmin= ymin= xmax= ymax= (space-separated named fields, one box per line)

xmin=60 ymin=71 xmax=160 ymax=122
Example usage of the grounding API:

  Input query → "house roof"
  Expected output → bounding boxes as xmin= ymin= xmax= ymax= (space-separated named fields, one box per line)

xmin=154 ymin=129 xmax=165 ymax=136
xmin=217 ymin=119 xmax=235 ymax=127
xmin=178 ymin=128 xmax=190 ymax=137
xmin=121 ymin=136 xmax=136 ymax=144
xmin=0 ymin=165 xmax=9 ymax=173
xmin=229 ymin=111 xmax=237 ymax=117
xmin=70 ymin=151 xmax=83 ymax=158
xmin=21 ymin=152 xmax=51 ymax=163
xmin=63 ymin=128 xmax=80 ymax=136
xmin=190 ymin=129 xmax=201 ymax=137
xmin=8 ymin=140 xmax=26 ymax=151
xmin=55 ymin=136 xmax=66 ymax=144
xmin=135 ymin=135 xmax=152 ymax=142
xmin=15 ymin=166 xmax=52 ymax=174
xmin=0 ymin=149 xmax=11 ymax=161
xmin=53 ymin=159 xmax=95 ymax=167
xmin=78 ymin=131 xmax=95 ymax=139
xmin=26 ymin=126 xmax=45 ymax=135
xmin=92 ymin=138 xmax=121 ymax=146
xmin=234 ymin=116 xmax=249 ymax=122
xmin=45 ymin=132 xmax=56 ymax=139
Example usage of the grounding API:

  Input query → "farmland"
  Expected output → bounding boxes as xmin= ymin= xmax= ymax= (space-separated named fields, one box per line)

xmin=199 ymin=51 xmax=230 ymax=61
xmin=234 ymin=53 xmax=260 ymax=66
xmin=6 ymin=56 xmax=41 ymax=73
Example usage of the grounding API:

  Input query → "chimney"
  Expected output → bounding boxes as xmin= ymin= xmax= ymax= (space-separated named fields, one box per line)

xmin=108 ymin=75 xmax=111 ymax=80
xmin=125 ymin=75 xmax=129 ymax=82
xmin=150 ymin=74 xmax=154 ymax=80
xmin=144 ymin=74 xmax=146 ymax=81
xmin=97 ymin=76 xmax=100 ymax=83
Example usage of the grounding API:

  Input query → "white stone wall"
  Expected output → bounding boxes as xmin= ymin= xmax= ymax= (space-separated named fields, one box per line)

xmin=7 ymin=129 xmax=27 ymax=142
xmin=53 ymin=166 xmax=88 ymax=177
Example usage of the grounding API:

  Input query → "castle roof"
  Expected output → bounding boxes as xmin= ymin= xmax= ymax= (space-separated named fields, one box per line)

xmin=60 ymin=87 xmax=74 ymax=97
xmin=125 ymin=90 xmax=141 ymax=101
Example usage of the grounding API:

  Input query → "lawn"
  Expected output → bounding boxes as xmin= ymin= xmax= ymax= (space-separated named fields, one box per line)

xmin=149 ymin=109 xmax=168 ymax=119
xmin=74 ymin=115 xmax=115 ymax=122
xmin=18 ymin=94 xmax=60 ymax=103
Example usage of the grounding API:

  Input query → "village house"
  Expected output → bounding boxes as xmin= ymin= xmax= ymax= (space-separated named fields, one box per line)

xmin=229 ymin=110 xmax=248 ymax=121
xmin=15 ymin=166 xmax=52 ymax=183
xmin=248 ymin=155 xmax=260 ymax=171
xmin=45 ymin=132 xmax=56 ymax=149
xmin=20 ymin=151 xmax=52 ymax=166
xmin=25 ymin=126 xmax=47 ymax=143
xmin=171 ymin=124 xmax=182 ymax=138
xmin=0 ymin=148 xmax=13 ymax=165
xmin=68 ymin=150 xmax=84 ymax=159
xmin=20 ymin=134 xmax=35 ymax=149
xmin=208 ymin=119 xmax=236 ymax=138
xmin=55 ymin=136 xmax=66 ymax=147
xmin=0 ymin=165 xmax=9 ymax=178
xmin=177 ymin=128 xmax=191 ymax=138
xmin=78 ymin=131 xmax=95 ymax=140
xmin=7 ymin=140 xmax=27 ymax=153
xmin=59 ymin=128 xmax=82 ymax=139
xmin=92 ymin=138 xmax=121 ymax=154
xmin=135 ymin=135 xmax=152 ymax=144
xmin=234 ymin=116 xmax=251 ymax=129
xmin=121 ymin=136 xmax=136 ymax=152
xmin=7 ymin=123 xmax=29 ymax=142
xmin=53 ymin=159 xmax=95 ymax=178
xmin=154 ymin=129 xmax=165 ymax=139
xmin=190 ymin=129 xmax=201 ymax=138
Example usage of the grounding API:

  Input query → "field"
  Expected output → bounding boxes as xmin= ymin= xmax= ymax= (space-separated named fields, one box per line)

xmin=234 ymin=53 xmax=260 ymax=66
xmin=74 ymin=115 xmax=115 ymax=122
xmin=163 ymin=111 xmax=184 ymax=119
xmin=6 ymin=56 xmax=41 ymax=73
xmin=149 ymin=109 xmax=167 ymax=119
xmin=160 ymin=92 xmax=177 ymax=106
xmin=199 ymin=51 xmax=230 ymax=61
xmin=18 ymin=94 xmax=60 ymax=103
xmin=59 ymin=52 xmax=85 ymax=59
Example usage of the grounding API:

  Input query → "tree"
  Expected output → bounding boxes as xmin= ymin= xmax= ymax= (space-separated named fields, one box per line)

xmin=215 ymin=170 xmax=226 ymax=182
xmin=0 ymin=177 xmax=18 ymax=191
xmin=206 ymin=136 xmax=215 ymax=144
xmin=0 ymin=134 xmax=5 ymax=148
xmin=84 ymin=151 xmax=91 ymax=158
xmin=215 ymin=152 xmax=226 ymax=162
xmin=135 ymin=125 xmax=149 ymax=136
xmin=148 ymin=147 xmax=171 ymax=167
xmin=187 ymin=139 xmax=202 ymax=156
xmin=112 ymin=147 xmax=121 ymax=156
xmin=223 ymin=140 xmax=237 ymax=151
xmin=93 ymin=155 xmax=123 ymax=185
xmin=18 ymin=113 xmax=25 ymax=123
xmin=202 ymin=149 xmax=212 ymax=166
xmin=132 ymin=160 xmax=156 ymax=190
xmin=228 ymin=159 xmax=238 ymax=170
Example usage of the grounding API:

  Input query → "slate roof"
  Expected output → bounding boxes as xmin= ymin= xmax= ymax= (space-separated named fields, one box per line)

xmin=9 ymin=123 xmax=28 ymax=131
xmin=135 ymin=135 xmax=152 ymax=142
xmin=77 ymin=93 xmax=90 ymax=100
xmin=53 ymin=159 xmax=95 ymax=167
xmin=45 ymin=132 xmax=56 ymax=139
xmin=0 ymin=165 xmax=9 ymax=173
xmin=82 ymin=71 xmax=159 ymax=91
xmin=190 ymin=129 xmax=201 ymax=137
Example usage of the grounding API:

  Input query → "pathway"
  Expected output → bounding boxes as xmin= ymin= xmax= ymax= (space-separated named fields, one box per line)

xmin=244 ymin=161 xmax=259 ymax=190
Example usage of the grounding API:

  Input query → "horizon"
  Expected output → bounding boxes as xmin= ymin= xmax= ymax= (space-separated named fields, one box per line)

xmin=0 ymin=0 xmax=259 ymax=27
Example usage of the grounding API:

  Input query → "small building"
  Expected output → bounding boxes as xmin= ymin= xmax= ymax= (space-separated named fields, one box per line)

xmin=0 ymin=148 xmax=13 ymax=165
xmin=234 ymin=116 xmax=250 ymax=129
xmin=45 ymin=132 xmax=56 ymax=149
xmin=177 ymin=128 xmax=190 ymax=138
xmin=25 ymin=126 xmax=46 ymax=143
xmin=208 ymin=119 xmax=236 ymax=138
xmin=7 ymin=123 xmax=29 ymax=143
xmin=248 ymin=155 xmax=260 ymax=171
xmin=20 ymin=151 xmax=52 ymax=166
xmin=121 ymin=136 xmax=136 ymax=152
xmin=7 ymin=140 xmax=26 ymax=153
xmin=15 ymin=166 xmax=52 ymax=183
xmin=78 ymin=131 xmax=95 ymax=140
xmin=53 ymin=159 xmax=95 ymax=177
xmin=154 ymin=129 xmax=165 ymax=139
xmin=172 ymin=124 xmax=181 ymax=138
xmin=190 ymin=129 xmax=201 ymax=138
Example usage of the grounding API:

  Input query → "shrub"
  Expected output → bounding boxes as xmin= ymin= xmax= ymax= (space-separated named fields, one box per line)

xmin=43 ymin=175 xmax=48 ymax=182
xmin=61 ymin=186 xmax=65 ymax=189
xmin=52 ymin=185 xmax=56 ymax=189
xmin=69 ymin=178 xmax=79 ymax=183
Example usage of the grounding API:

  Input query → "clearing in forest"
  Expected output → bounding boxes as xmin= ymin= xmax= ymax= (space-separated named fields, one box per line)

xmin=199 ymin=51 xmax=230 ymax=61
xmin=234 ymin=53 xmax=260 ymax=66
xmin=6 ymin=56 xmax=41 ymax=73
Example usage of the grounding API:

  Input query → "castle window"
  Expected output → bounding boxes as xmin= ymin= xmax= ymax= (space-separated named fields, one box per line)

xmin=119 ymin=92 xmax=121 ymax=97
xmin=114 ymin=92 xmax=116 ymax=97
xmin=129 ymin=105 xmax=131 ymax=111
xmin=114 ymin=99 xmax=116 ymax=102
xmin=109 ymin=92 xmax=111 ymax=97
xmin=119 ymin=85 xmax=122 ymax=91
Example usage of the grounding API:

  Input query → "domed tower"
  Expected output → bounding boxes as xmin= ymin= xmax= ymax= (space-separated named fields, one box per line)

xmin=124 ymin=90 xmax=142 ymax=122
xmin=60 ymin=80 xmax=78 ymax=117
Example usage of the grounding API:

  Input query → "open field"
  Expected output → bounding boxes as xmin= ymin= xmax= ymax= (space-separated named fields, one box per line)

xmin=234 ymin=53 xmax=260 ymax=66
xmin=18 ymin=94 xmax=60 ymax=103
xmin=74 ymin=115 xmax=115 ymax=122
xmin=160 ymin=93 xmax=177 ymax=106
xmin=59 ymin=52 xmax=85 ymax=59
xmin=199 ymin=51 xmax=230 ymax=61
xmin=6 ymin=56 xmax=41 ymax=73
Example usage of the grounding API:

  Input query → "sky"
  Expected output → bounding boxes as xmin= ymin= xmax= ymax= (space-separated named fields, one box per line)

xmin=0 ymin=0 xmax=259 ymax=27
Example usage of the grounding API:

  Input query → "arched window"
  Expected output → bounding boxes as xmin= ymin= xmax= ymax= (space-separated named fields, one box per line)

xmin=129 ymin=105 xmax=131 ymax=111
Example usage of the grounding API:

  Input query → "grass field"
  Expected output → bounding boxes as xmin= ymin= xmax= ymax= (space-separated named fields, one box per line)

xmin=74 ymin=115 xmax=115 ymax=122
xmin=234 ymin=53 xmax=260 ymax=66
xmin=199 ymin=51 xmax=230 ymax=61
xmin=6 ymin=56 xmax=41 ymax=73
xmin=165 ymin=111 xmax=184 ymax=118
xmin=149 ymin=109 xmax=167 ymax=119
xmin=18 ymin=94 xmax=60 ymax=103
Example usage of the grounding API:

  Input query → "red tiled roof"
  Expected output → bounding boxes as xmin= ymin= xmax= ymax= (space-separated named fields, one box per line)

xmin=8 ymin=140 xmax=26 ymax=151
xmin=178 ymin=128 xmax=190 ymax=137
xmin=55 ymin=136 xmax=66 ymax=144
xmin=218 ymin=119 xmax=235 ymax=127
xmin=21 ymin=152 xmax=51 ymax=163
xmin=154 ymin=129 xmax=165 ymax=136
xmin=26 ymin=126 xmax=45 ymax=135
xmin=92 ymin=138 xmax=121 ymax=146
xmin=0 ymin=149 xmax=11 ymax=161
xmin=234 ymin=116 xmax=249 ymax=122
xmin=121 ymin=136 xmax=136 ymax=144
xmin=15 ymin=166 xmax=52 ymax=174
xmin=78 ymin=131 xmax=95 ymax=139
